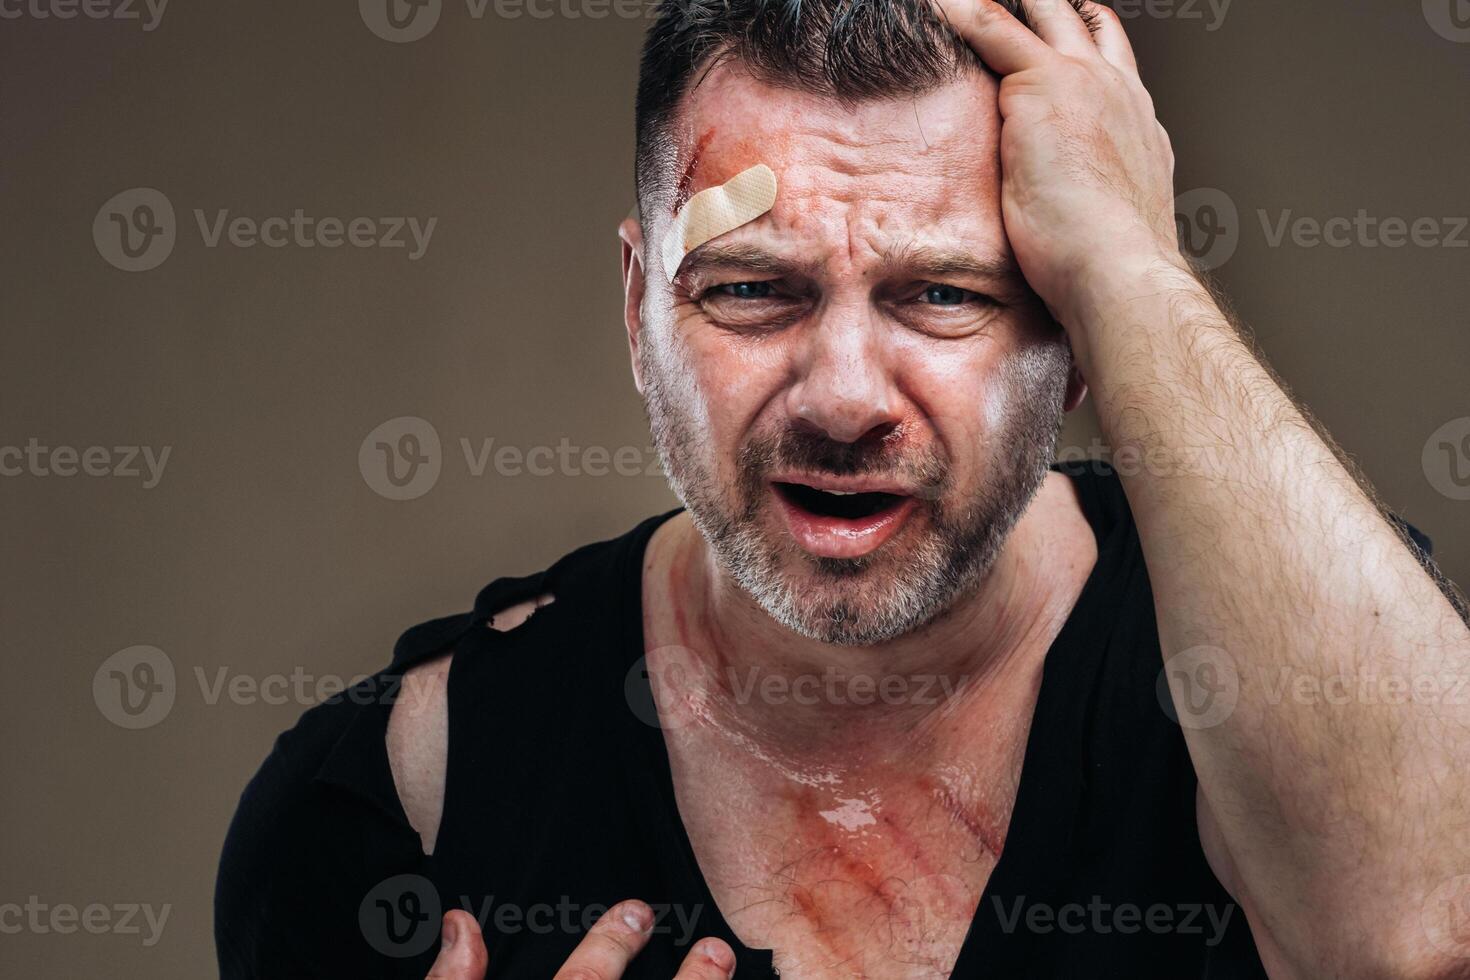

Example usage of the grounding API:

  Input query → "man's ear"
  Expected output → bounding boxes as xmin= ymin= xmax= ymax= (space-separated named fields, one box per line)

xmin=618 ymin=216 xmax=648 ymax=395
xmin=1063 ymin=363 xmax=1089 ymax=413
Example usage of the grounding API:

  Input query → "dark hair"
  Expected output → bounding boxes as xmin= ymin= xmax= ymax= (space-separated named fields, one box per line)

xmin=634 ymin=0 xmax=1084 ymax=216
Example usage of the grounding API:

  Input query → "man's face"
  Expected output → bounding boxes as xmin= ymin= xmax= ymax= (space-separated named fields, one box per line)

xmin=626 ymin=61 xmax=1079 ymax=646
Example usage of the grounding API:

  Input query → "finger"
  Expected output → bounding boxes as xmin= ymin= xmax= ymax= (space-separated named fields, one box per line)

xmin=551 ymin=900 xmax=654 ymax=980
xmin=427 ymin=911 xmax=489 ymax=980
xmin=1018 ymin=0 xmax=1096 ymax=56
xmin=672 ymin=938 xmax=737 ymax=980
xmin=1082 ymin=2 xmax=1139 ymax=72
xmin=934 ymin=0 xmax=1055 ymax=75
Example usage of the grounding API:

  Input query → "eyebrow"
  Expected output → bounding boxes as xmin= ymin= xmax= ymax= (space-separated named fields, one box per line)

xmin=675 ymin=241 xmax=821 ymax=282
xmin=876 ymin=241 xmax=1022 ymax=283
xmin=673 ymin=239 xmax=1023 ymax=287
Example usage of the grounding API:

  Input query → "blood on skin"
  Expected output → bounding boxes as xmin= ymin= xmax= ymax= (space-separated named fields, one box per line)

xmin=772 ymin=775 xmax=1001 ymax=949
xmin=653 ymin=526 xmax=1015 ymax=963
xmin=781 ymin=785 xmax=895 ymax=937
xmin=917 ymin=772 xmax=1009 ymax=860
xmin=673 ymin=127 xmax=717 ymax=211
xmin=673 ymin=127 xmax=793 ymax=214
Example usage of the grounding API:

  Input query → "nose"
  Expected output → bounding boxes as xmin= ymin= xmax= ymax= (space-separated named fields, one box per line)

xmin=784 ymin=305 xmax=902 ymax=445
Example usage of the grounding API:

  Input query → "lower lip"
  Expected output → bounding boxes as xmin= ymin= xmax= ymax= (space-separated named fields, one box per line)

xmin=772 ymin=485 xmax=919 ymax=560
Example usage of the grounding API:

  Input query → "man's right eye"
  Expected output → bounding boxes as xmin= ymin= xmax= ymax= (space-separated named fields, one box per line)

xmin=714 ymin=282 xmax=776 ymax=300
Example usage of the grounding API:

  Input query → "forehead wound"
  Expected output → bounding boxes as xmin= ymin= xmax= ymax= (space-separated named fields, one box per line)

xmin=660 ymin=163 xmax=779 ymax=283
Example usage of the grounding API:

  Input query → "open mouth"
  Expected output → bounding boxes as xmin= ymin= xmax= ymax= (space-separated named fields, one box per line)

xmin=773 ymin=482 xmax=906 ymax=521
xmin=770 ymin=480 xmax=918 ymax=560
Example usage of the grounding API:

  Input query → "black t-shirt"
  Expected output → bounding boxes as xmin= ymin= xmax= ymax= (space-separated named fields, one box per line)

xmin=215 ymin=460 xmax=1271 ymax=978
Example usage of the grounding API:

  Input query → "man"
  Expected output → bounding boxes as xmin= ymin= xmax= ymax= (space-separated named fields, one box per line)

xmin=216 ymin=0 xmax=1470 ymax=977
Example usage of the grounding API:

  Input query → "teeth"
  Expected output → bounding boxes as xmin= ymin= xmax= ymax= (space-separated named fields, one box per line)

xmin=819 ymin=489 xmax=860 ymax=496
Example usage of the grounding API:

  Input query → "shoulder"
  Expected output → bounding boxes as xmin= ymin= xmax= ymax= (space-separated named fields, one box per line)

xmin=382 ymin=514 xmax=675 ymax=853
xmin=214 ymin=607 xmax=497 ymax=976
xmin=216 ymin=605 xmax=489 ymax=869
xmin=386 ymin=593 xmax=555 ymax=855
xmin=215 ymin=512 xmax=673 ymax=974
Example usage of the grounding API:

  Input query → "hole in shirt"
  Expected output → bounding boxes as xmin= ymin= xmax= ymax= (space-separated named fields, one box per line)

xmin=486 ymin=593 xmax=556 ymax=632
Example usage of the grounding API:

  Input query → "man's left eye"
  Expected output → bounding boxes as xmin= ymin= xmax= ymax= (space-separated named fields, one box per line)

xmin=919 ymin=284 xmax=982 ymax=306
xmin=715 ymin=282 xmax=775 ymax=300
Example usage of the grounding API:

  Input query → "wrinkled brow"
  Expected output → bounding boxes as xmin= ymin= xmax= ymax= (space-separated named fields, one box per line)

xmin=877 ymin=241 xmax=1021 ymax=284
xmin=676 ymin=241 xmax=823 ymax=282
xmin=676 ymin=238 xmax=1025 ymax=291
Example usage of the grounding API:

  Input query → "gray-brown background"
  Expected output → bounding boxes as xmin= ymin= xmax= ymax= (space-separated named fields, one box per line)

xmin=2 ymin=0 xmax=1467 ymax=976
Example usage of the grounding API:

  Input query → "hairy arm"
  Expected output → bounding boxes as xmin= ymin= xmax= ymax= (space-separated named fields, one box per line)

xmin=936 ymin=0 xmax=1470 ymax=974
xmin=1081 ymin=255 xmax=1470 ymax=978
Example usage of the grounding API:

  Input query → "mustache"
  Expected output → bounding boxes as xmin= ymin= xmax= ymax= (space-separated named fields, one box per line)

xmin=737 ymin=426 xmax=949 ymax=497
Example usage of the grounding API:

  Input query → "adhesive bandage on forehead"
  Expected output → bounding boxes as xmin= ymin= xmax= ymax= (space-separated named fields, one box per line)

xmin=660 ymin=163 xmax=779 ymax=283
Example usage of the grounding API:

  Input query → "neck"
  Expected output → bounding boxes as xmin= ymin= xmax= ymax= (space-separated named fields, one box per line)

xmin=654 ymin=476 xmax=1091 ymax=767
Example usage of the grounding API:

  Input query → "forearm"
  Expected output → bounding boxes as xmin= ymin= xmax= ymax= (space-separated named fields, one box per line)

xmin=1072 ymin=258 xmax=1470 ymax=975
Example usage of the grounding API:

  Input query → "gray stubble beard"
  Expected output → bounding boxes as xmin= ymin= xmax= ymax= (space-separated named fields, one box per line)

xmin=641 ymin=333 xmax=1072 ymax=646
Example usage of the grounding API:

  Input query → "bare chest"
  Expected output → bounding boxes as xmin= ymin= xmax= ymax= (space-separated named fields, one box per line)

xmin=667 ymin=736 xmax=1028 ymax=980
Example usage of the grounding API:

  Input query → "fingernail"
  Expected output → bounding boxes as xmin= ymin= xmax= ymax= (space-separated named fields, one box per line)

xmin=620 ymin=903 xmax=652 ymax=933
xmin=442 ymin=916 xmax=459 ymax=949
xmin=699 ymin=939 xmax=736 ymax=975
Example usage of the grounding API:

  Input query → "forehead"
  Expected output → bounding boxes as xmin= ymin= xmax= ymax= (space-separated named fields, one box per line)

xmin=665 ymin=60 xmax=1004 ymax=257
